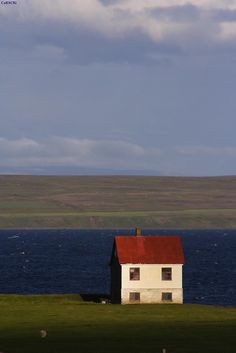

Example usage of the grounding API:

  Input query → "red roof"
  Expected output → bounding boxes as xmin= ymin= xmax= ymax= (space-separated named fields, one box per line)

xmin=114 ymin=235 xmax=184 ymax=264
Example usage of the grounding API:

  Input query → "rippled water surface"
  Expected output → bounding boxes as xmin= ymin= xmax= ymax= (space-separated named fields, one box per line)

xmin=0 ymin=229 xmax=235 ymax=306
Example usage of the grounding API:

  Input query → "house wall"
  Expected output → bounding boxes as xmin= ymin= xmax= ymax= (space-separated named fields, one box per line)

xmin=110 ymin=254 xmax=121 ymax=303
xmin=121 ymin=264 xmax=183 ymax=304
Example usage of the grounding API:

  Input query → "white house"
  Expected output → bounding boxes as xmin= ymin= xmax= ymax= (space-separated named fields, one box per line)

xmin=110 ymin=228 xmax=184 ymax=304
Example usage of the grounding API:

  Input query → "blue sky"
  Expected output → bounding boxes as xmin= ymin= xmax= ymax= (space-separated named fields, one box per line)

xmin=1 ymin=0 xmax=236 ymax=175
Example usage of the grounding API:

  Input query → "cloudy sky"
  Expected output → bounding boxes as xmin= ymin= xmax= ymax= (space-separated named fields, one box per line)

xmin=1 ymin=0 xmax=236 ymax=175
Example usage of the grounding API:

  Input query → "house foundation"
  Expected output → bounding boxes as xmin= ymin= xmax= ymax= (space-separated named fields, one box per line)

xmin=121 ymin=288 xmax=183 ymax=304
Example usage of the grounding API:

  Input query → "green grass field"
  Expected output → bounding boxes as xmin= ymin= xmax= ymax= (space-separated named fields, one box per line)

xmin=0 ymin=175 xmax=236 ymax=228
xmin=0 ymin=295 xmax=235 ymax=353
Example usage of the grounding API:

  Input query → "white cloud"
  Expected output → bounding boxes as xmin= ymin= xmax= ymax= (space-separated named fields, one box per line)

xmin=0 ymin=137 xmax=161 ymax=169
xmin=2 ymin=0 xmax=236 ymax=45
xmin=0 ymin=138 xmax=40 ymax=156
xmin=220 ymin=21 xmax=236 ymax=40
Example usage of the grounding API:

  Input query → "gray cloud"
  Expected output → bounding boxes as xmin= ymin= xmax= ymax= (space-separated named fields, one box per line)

xmin=0 ymin=20 xmax=180 ymax=66
xmin=99 ymin=0 xmax=121 ymax=5
xmin=150 ymin=5 xmax=236 ymax=24
xmin=1 ymin=1 xmax=236 ymax=66
xmin=149 ymin=4 xmax=201 ymax=22
xmin=211 ymin=9 xmax=236 ymax=22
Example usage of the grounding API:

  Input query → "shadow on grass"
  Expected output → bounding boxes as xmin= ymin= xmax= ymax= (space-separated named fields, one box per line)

xmin=0 ymin=321 xmax=235 ymax=353
xmin=80 ymin=293 xmax=110 ymax=303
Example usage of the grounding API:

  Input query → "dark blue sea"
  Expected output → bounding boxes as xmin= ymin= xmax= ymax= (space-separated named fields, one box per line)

xmin=0 ymin=229 xmax=235 ymax=307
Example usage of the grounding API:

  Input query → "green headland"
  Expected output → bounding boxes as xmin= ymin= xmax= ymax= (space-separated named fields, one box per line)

xmin=0 ymin=175 xmax=236 ymax=228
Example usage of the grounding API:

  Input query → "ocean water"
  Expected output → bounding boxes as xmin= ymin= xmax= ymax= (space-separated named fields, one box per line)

xmin=0 ymin=229 xmax=235 ymax=306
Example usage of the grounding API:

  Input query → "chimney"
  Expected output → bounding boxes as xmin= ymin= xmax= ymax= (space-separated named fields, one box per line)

xmin=135 ymin=227 xmax=142 ymax=236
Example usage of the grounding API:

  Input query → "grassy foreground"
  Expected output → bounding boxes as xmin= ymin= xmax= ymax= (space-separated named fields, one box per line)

xmin=0 ymin=295 xmax=235 ymax=353
xmin=1 ymin=175 xmax=236 ymax=228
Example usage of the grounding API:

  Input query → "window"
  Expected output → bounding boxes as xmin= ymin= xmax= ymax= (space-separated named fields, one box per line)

xmin=162 ymin=267 xmax=172 ymax=281
xmin=162 ymin=292 xmax=172 ymax=302
xmin=130 ymin=267 xmax=140 ymax=280
xmin=129 ymin=292 xmax=140 ymax=302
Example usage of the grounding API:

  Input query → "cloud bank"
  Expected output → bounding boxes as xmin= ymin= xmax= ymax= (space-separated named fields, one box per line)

xmin=0 ymin=137 xmax=161 ymax=170
xmin=1 ymin=137 xmax=236 ymax=176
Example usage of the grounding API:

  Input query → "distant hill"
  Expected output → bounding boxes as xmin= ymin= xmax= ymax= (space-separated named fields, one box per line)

xmin=0 ymin=175 xmax=235 ymax=229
